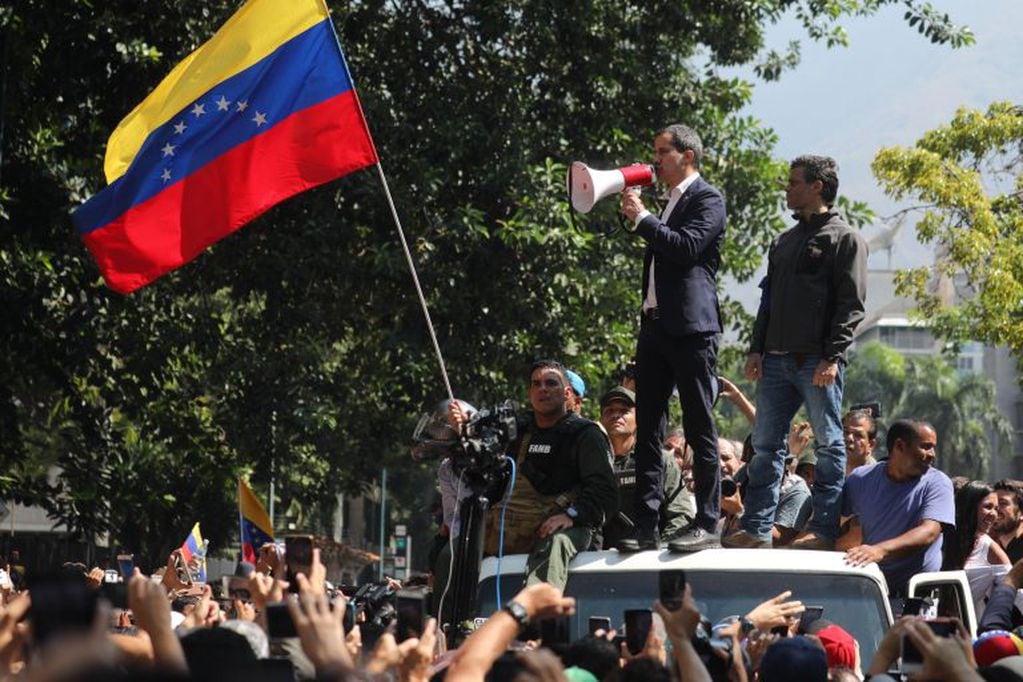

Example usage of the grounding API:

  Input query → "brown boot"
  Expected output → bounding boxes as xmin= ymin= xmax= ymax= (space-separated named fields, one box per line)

xmin=721 ymin=530 xmax=772 ymax=549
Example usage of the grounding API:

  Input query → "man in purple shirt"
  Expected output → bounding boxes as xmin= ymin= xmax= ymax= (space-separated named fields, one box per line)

xmin=841 ymin=419 xmax=955 ymax=595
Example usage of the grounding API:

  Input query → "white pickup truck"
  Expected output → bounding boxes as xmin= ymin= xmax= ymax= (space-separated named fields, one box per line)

xmin=476 ymin=549 xmax=977 ymax=662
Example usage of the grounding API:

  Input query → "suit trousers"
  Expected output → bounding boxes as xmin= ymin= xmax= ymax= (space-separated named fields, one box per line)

xmin=634 ymin=318 xmax=721 ymax=532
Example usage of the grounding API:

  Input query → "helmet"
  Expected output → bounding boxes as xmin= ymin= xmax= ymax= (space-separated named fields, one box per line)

xmin=411 ymin=399 xmax=476 ymax=461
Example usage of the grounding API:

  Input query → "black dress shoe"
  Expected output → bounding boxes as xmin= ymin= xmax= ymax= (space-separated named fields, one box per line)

xmin=616 ymin=531 xmax=660 ymax=553
xmin=667 ymin=527 xmax=721 ymax=553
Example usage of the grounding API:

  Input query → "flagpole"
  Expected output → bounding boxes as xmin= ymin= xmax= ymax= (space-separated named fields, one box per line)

xmin=374 ymin=163 xmax=454 ymax=401
xmin=319 ymin=3 xmax=454 ymax=403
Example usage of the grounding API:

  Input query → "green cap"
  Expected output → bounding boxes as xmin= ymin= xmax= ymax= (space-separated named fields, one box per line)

xmin=600 ymin=386 xmax=636 ymax=408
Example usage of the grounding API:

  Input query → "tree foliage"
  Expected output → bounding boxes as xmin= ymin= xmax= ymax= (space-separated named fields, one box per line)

xmin=845 ymin=342 xmax=1012 ymax=478
xmin=872 ymin=102 xmax=1023 ymax=366
xmin=0 ymin=0 xmax=969 ymax=561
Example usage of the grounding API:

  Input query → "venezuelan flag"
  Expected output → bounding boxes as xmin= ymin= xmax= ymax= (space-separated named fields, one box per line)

xmin=179 ymin=522 xmax=208 ymax=582
xmin=239 ymin=478 xmax=274 ymax=565
xmin=72 ymin=0 xmax=378 ymax=294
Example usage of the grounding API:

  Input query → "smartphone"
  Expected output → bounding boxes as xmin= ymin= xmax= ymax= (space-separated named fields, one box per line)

xmin=540 ymin=615 xmax=571 ymax=646
xmin=658 ymin=569 xmax=687 ymax=611
xmin=901 ymin=618 xmax=958 ymax=674
xmin=396 ymin=593 xmax=426 ymax=642
xmin=344 ymin=602 xmax=359 ymax=634
xmin=117 ymin=554 xmax=134 ymax=580
xmin=589 ymin=616 xmax=612 ymax=635
xmin=285 ymin=535 xmax=313 ymax=593
xmin=265 ymin=601 xmax=298 ymax=639
xmin=901 ymin=597 xmax=929 ymax=617
xmin=29 ymin=574 xmax=99 ymax=647
xmin=624 ymin=608 xmax=653 ymax=655
xmin=798 ymin=605 xmax=825 ymax=633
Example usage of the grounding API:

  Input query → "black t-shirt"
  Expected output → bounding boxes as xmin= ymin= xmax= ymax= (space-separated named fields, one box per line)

xmin=1004 ymin=535 xmax=1023 ymax=564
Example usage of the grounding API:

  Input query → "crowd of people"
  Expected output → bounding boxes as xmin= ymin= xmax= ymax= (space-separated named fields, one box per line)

xmin=4 ymin=537 xmax=1023 ymax=681
xmin=4 ymin=123 xmax=1018 ymax=680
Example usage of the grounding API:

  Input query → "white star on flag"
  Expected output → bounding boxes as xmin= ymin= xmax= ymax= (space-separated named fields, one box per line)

xmin=253 ymin=112 xmax=267 ymax=127
xmin=173 ymin=121 xmax=187 ymax=135
xmin=161 ymin=169 xmax=171 ymax=182
xmin=191 ymin=103 xmax=206 ymax=117
xmin=236 ymin=100 xmax=249 ymax=113
xmin=161 ymin=143 xmax=176 ymax=157
xmin=216 ymin=95 xmax=230 ymax=111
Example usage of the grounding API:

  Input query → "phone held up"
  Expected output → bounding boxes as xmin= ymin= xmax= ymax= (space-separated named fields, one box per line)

xmin=658 ymin=569 xmax=687 ymax=611
xmin=901 ymin=618 xmax=958 ymax=675
xmin=798 ymin=605 xmax=825 ymax=633
xmin=265 ymin=601 xmax=298 ymax=639
xmin=395 ymin=590 xmax=429 ymax=643
xmin=589 ymin=616 xmax=612 ymax=635
xmin=285 ymin=535 xmax=314 ymax=593
xmin=624 ymin=609 xmax=653 ymax=655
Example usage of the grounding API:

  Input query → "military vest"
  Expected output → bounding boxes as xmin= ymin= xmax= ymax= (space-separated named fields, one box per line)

xmin=483 ymin=413 xmax=593 ymax=555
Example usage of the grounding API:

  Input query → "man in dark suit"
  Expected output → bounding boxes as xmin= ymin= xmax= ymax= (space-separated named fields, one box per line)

xmin=617 ymin=124 xmax=726 ymax=552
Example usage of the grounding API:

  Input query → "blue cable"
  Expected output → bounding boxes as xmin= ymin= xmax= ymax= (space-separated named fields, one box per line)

xmin=495 ymin=456 xmax=517 ymax=607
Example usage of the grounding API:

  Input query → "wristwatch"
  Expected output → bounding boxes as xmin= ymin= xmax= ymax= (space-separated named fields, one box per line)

xmin=564 ymin=506 xmax=579 ymax=520
xmin=502 ymin=599 xmax=530 ymax=630
xmin=739 ymin=616 xmax=756 ymax=637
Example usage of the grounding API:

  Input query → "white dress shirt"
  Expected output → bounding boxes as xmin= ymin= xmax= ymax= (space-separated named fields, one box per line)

xmin=635 ymin=172 xmax=701 ymax=312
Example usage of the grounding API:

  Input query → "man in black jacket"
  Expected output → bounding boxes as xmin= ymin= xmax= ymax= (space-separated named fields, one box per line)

xmin=727 ymin=155 xmax=867 ymax=550
xmin=618 ymin=124 xmax=726 ymax=552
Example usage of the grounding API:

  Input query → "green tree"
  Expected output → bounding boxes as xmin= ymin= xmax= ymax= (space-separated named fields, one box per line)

xmin=845 ymin=342 xmax=1013 ymax=478
xmin=872 ymin=102 xmax=1023 ymax=366
xmin=0 ymin=1 xmax=971 ymax=561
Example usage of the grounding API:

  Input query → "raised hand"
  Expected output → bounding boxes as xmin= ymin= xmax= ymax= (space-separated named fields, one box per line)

xmin=286 ymin=575 xmax=353 ymax=673
xmin=743 ymin=590 xmax=805 ymax=632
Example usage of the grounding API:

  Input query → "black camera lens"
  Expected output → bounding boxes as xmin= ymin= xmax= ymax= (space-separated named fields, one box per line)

xmin=720 ymin=478 xmax=738 ymax=497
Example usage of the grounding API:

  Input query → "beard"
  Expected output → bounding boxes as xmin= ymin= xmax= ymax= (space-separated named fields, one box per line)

xmin=994 ymin=515 xmax=1021 ymax=534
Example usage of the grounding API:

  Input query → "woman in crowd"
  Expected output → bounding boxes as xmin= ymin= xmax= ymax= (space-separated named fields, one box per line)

xmin=944 ymin=480 xmax=1011 ymax=570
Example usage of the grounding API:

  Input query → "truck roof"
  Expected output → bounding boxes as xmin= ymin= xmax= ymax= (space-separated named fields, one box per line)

xmin=480 ymin=548 xmax=889 ymax=591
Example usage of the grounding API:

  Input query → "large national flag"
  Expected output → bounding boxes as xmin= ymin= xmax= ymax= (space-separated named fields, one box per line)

xmin=72 ymin=0 xmax=378 ymax=293
xmin=179 ymin=522 xmax=208 ymax=582
xmin=239 ymin=478 xmax=274 ymax=565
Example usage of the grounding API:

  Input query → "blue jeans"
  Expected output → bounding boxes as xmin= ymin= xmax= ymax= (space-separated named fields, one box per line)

xmin=740 ymin=353 xmax=846 ymax=541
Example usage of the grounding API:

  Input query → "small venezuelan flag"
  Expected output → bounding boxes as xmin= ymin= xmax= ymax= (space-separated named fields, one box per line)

xmin=72 ymin=0 xmax=378 ymax=293
xmin=239 ymin=478 xmax=274 ymax=565
xmin=179 ymin=522 xmax=208 ymax=582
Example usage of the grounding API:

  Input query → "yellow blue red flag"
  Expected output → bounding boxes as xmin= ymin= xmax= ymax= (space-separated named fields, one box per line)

xmin=72 ymin=0 xmax=378 ymax=293
xmin=179 ymin=522 xmax=208 ymax=582
xmin=239 ymin=478 xmax=274 ymax=564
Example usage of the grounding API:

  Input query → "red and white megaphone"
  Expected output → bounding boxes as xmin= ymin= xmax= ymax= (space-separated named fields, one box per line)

xmin=567 ymin=162 xmax=656 ymax=213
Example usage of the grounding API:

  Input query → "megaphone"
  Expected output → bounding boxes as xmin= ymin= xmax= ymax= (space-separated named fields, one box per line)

xmin=567 ymin=162 xmax=655 ymax=213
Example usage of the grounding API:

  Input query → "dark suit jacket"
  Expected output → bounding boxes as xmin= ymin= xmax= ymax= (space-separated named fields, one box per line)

xmin=636 ymin=176 xmax=726 ymax=337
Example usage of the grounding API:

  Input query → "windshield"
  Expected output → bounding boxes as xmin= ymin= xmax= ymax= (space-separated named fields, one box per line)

xmin=479 ymin=569 xmax=889 ymax=661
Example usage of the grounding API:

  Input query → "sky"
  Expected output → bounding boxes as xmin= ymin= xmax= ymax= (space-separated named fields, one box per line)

xmin=723 ymin=1 xmax=1023 ymax=314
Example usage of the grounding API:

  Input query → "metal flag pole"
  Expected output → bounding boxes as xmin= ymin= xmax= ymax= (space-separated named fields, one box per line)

xmin=373 ymin=162 xmax=454 ymax=401
xmin=378 ymin=467 xmax=387 ymax=581
xmin=319 ymin=1 xmax=454 ymax=403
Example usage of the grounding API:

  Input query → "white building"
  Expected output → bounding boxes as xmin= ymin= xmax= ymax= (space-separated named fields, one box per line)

xmin=852 ymin=269 xmax=1023 ymax=477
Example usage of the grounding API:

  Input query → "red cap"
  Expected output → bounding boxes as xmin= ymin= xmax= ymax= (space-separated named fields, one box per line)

xmin=815 ymin=624 xmax=857 ymax=668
